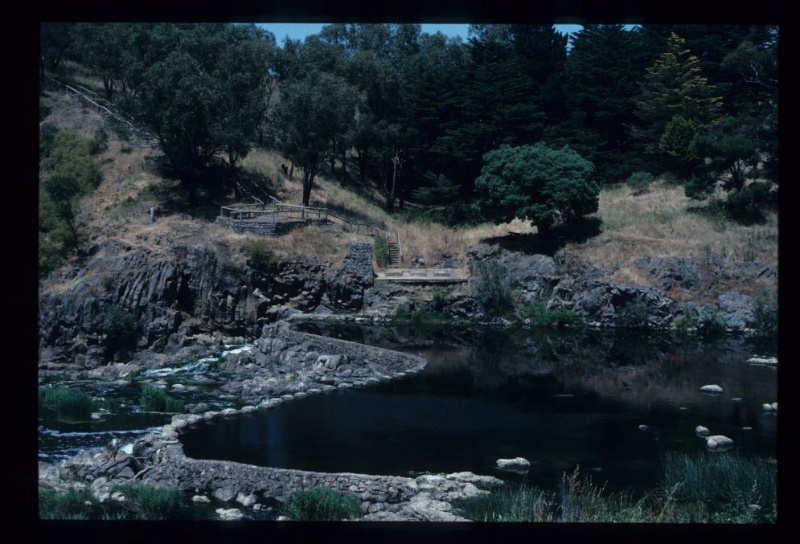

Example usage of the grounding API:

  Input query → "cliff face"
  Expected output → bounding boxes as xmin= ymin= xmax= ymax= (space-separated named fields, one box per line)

xmin=38 ymin=238 xmax=372 ymax=370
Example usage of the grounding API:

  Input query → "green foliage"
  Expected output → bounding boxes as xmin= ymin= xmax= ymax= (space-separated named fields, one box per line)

xmin=661 ymin=452 xmax=776 ymax=521
xmin=373 ymin=236 xmax=391 ymax=267
xmin=39 ymin=482 xmax=193 ymax=520
xmin=469 ymin=259 xmax=514 ymax=316
xmin=39 ymin=486 xmax=95 ymax=520
xmin=39 ymin=386 xmax=96 ymax=422
xmin=112 ymin=483 xmax=190 ymax=520
xmin=140 ymin=385 xmax=185 ymax=412
xmin=615 ymin=300 xmax=651 ymax=330
xmin=626 ymin=171 xmax=655 ymax=191
xmin=453 ymin=484 xmax=554 ymax=522
xmin=659 ymin=115 xmax=700 ymax=164
xmin=104 ymin=305 xmax=138 ymax=345
xmin=634 ymin=32 xmax=723 ymax=152
xmin=520 ymin=302 xmax=582 ymax=328
xmin=472 ymin=143 xmax=599 ymax=236
xmin=748 ymin=293 xmax=778 ymax=344
xmin=243 ymin=239 xmax=276 ymax=271
xmin=696 ymin=308 xmax=728 ymax=338
xmin=40 ymin=98 xmax=53 ymax=121
xmin=723 ymin=182 xmax=776 ymax=225
xmin=281 ymin=487 xmax=363 ymax=521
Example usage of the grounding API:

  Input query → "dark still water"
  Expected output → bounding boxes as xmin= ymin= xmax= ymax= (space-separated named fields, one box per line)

xmin=180 ymin=324 xmax=778 ymax=495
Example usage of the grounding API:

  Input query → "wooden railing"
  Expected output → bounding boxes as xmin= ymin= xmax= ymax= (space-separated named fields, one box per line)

xmin=219 ymin=196 xmax=384 ymax=237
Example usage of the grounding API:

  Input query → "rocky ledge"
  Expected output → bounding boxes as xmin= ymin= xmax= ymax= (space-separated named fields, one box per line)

xmin=38 ymin=322 xmax=505 ymax=521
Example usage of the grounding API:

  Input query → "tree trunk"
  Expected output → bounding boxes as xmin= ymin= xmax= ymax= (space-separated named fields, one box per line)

xmin=302 ymin=171 xmax=314 ymax=207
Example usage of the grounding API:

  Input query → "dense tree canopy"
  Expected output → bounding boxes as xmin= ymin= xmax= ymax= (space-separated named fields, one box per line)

xmin=472 ymin=143 xmax=599 ymax=236
xmin=39 ymin=22 xmax=778 ymax=223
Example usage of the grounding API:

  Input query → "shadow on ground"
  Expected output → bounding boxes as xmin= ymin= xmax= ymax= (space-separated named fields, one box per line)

xmin=481 ymin=217 xmax=602 ymax=256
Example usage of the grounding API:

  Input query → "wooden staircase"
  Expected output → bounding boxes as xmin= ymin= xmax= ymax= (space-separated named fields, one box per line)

xmin=387 ymin=233 xmax=402 ymax=267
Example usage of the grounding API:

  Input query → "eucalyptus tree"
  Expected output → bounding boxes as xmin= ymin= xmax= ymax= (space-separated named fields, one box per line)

xmin=132 ymin=23 xmax=278 ymax=207
xmin=40 ymin=22 xmax=76 ymax=82
xmin=269 ymin=71 xmax=360 ymax=206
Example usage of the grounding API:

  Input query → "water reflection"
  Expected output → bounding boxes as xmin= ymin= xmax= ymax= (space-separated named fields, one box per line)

xmin=180 ymin=324 xmax=777 ymax=495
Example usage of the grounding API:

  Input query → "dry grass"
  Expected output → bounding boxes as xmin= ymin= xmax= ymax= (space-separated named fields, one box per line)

xmin=564 ymin=180 xmax=778 ymax=295
xmin=42 ymin=77 xmax=777 ymax=300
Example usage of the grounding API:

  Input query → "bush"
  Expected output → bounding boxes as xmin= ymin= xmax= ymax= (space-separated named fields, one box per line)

xmin=520 ymin=302 xmax=582 ymax=328
xmin=615 ymin=301 xmax=650 ymax=330
xmin=469 ymin=259 xmax=514 ymax=316
xmin=140 ymin=385 xmax=185 ymax=412
xmin=39 ymin=386 xmax=96 ymax=422
xmin=374 ymin=235 xmax=390 ymax=268
xmin=724 ymin=182 xmax=776 ymax=225
xmin=281 ymin=487 xmax=363 ymax=521
xmin=626 ymin=171 xmax=655 ymax=192
xmin=243 ymin=239 xmax=275 ymax=271
xmin=748 ymin=294 xmax=778 ymax=345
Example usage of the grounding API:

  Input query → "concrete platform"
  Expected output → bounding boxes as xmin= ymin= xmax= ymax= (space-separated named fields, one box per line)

xmin=375 ymin=268 xmax=468 ymax=283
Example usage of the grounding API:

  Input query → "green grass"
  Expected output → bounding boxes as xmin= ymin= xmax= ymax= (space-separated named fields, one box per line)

xmin=453 ymin=456 xmax=777 ymax=523
xmin=111 ymin=483 xmax=190 ymax=520
xmin=661 ymin=451 xmax=777 ymax=521
xmin=281 ymin=487 xmax=363 ymax=521
xmin=39 ymin=482 xmax=194 ymax=520
xmin=140 ymin=385 xmax=185 ymax=412
xmin=39 ymin=486 xmax=96 ymax=520
xmin=519 ymin=301 xmax=583 ymax=328
xmin=38 ymin=386 xmax=96 ymax=422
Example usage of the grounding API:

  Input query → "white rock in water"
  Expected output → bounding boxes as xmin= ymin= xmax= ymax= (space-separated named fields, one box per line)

xmin=638 ymin=424 xmax=650 ymax=431
xmin=772 ymin=402 xmax=778 ymax=412
xmin=216 ymin=508 xmax=246 ymax=521
xmin=705 ymin=435 xmax=734 ymax=450
xmin=747 ymin=357 xmax=778 ymax=366
xmin=763 ymin=403 xmax=774 ymax=412
xmin=695 ymin=425 xmax=710 ymax=436
xmin=496 ymin=457 xmax=531 ymax=469
xmin=700 ymin=385 xmax=723 ymax=393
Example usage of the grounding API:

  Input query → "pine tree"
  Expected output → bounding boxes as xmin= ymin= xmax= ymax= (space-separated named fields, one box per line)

xmin=633 ymin=33 xmax=723 ymax=153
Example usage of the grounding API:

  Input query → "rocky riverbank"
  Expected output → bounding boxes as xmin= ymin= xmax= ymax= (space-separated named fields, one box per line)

xmin=38 ymin=320 xmax=505 ymax=521
xmin=37 ymin=234 xmax=777 ymax=521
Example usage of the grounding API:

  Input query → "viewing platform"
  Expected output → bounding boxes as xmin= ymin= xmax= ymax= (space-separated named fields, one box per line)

xmin=375 ymin=268 xmax=467 ymax=283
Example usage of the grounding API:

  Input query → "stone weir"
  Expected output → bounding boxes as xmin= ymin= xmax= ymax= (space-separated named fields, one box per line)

xmin=40 ymin=322 xmax=505 ymax=521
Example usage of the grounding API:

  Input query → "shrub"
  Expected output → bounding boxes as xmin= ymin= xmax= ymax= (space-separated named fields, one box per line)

xmin=281 ymin=487 xmax=363 ymax=521
xmin=140 ymin=385 xmax=184 ymax=412
xmin=243 ymin=239 xmax=275 ymax=271
xmin=626 ymin=171 xmax=655 ymax=192
xmin=520 ymin=302 xmax=582 ymax=328
xmin=696 ymin=308 xmax=727 ymax=338
xmin=748 ymin=294 xmax=778 ymax=345
xmin=39 ymin=386 xmax=96 ymax=422
xmin=615 ymin=300 xmax=650 ymax=330
xmin=724 ymin=182 xmax=776 ymax=225
xmin=469 ymin=259 xmax=514 ymax=316
xmin=374 ymin=235 xmax=390 ymax=268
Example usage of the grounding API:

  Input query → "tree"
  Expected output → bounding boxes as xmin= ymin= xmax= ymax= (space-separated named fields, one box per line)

xmin=472 ymin=143 xmax=599 ymax=237
xmin=688 ymin=116 xmax=763 ymax=195
xmin=270 ymin=72 xmax=359 ymax=206
xmin=129 ymin=24 xmax=276 ymax=207
xmin=563 ymin=25 xmax=659 ymax=182
xmin=633 ymin=32 xmax=723 ymax=154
